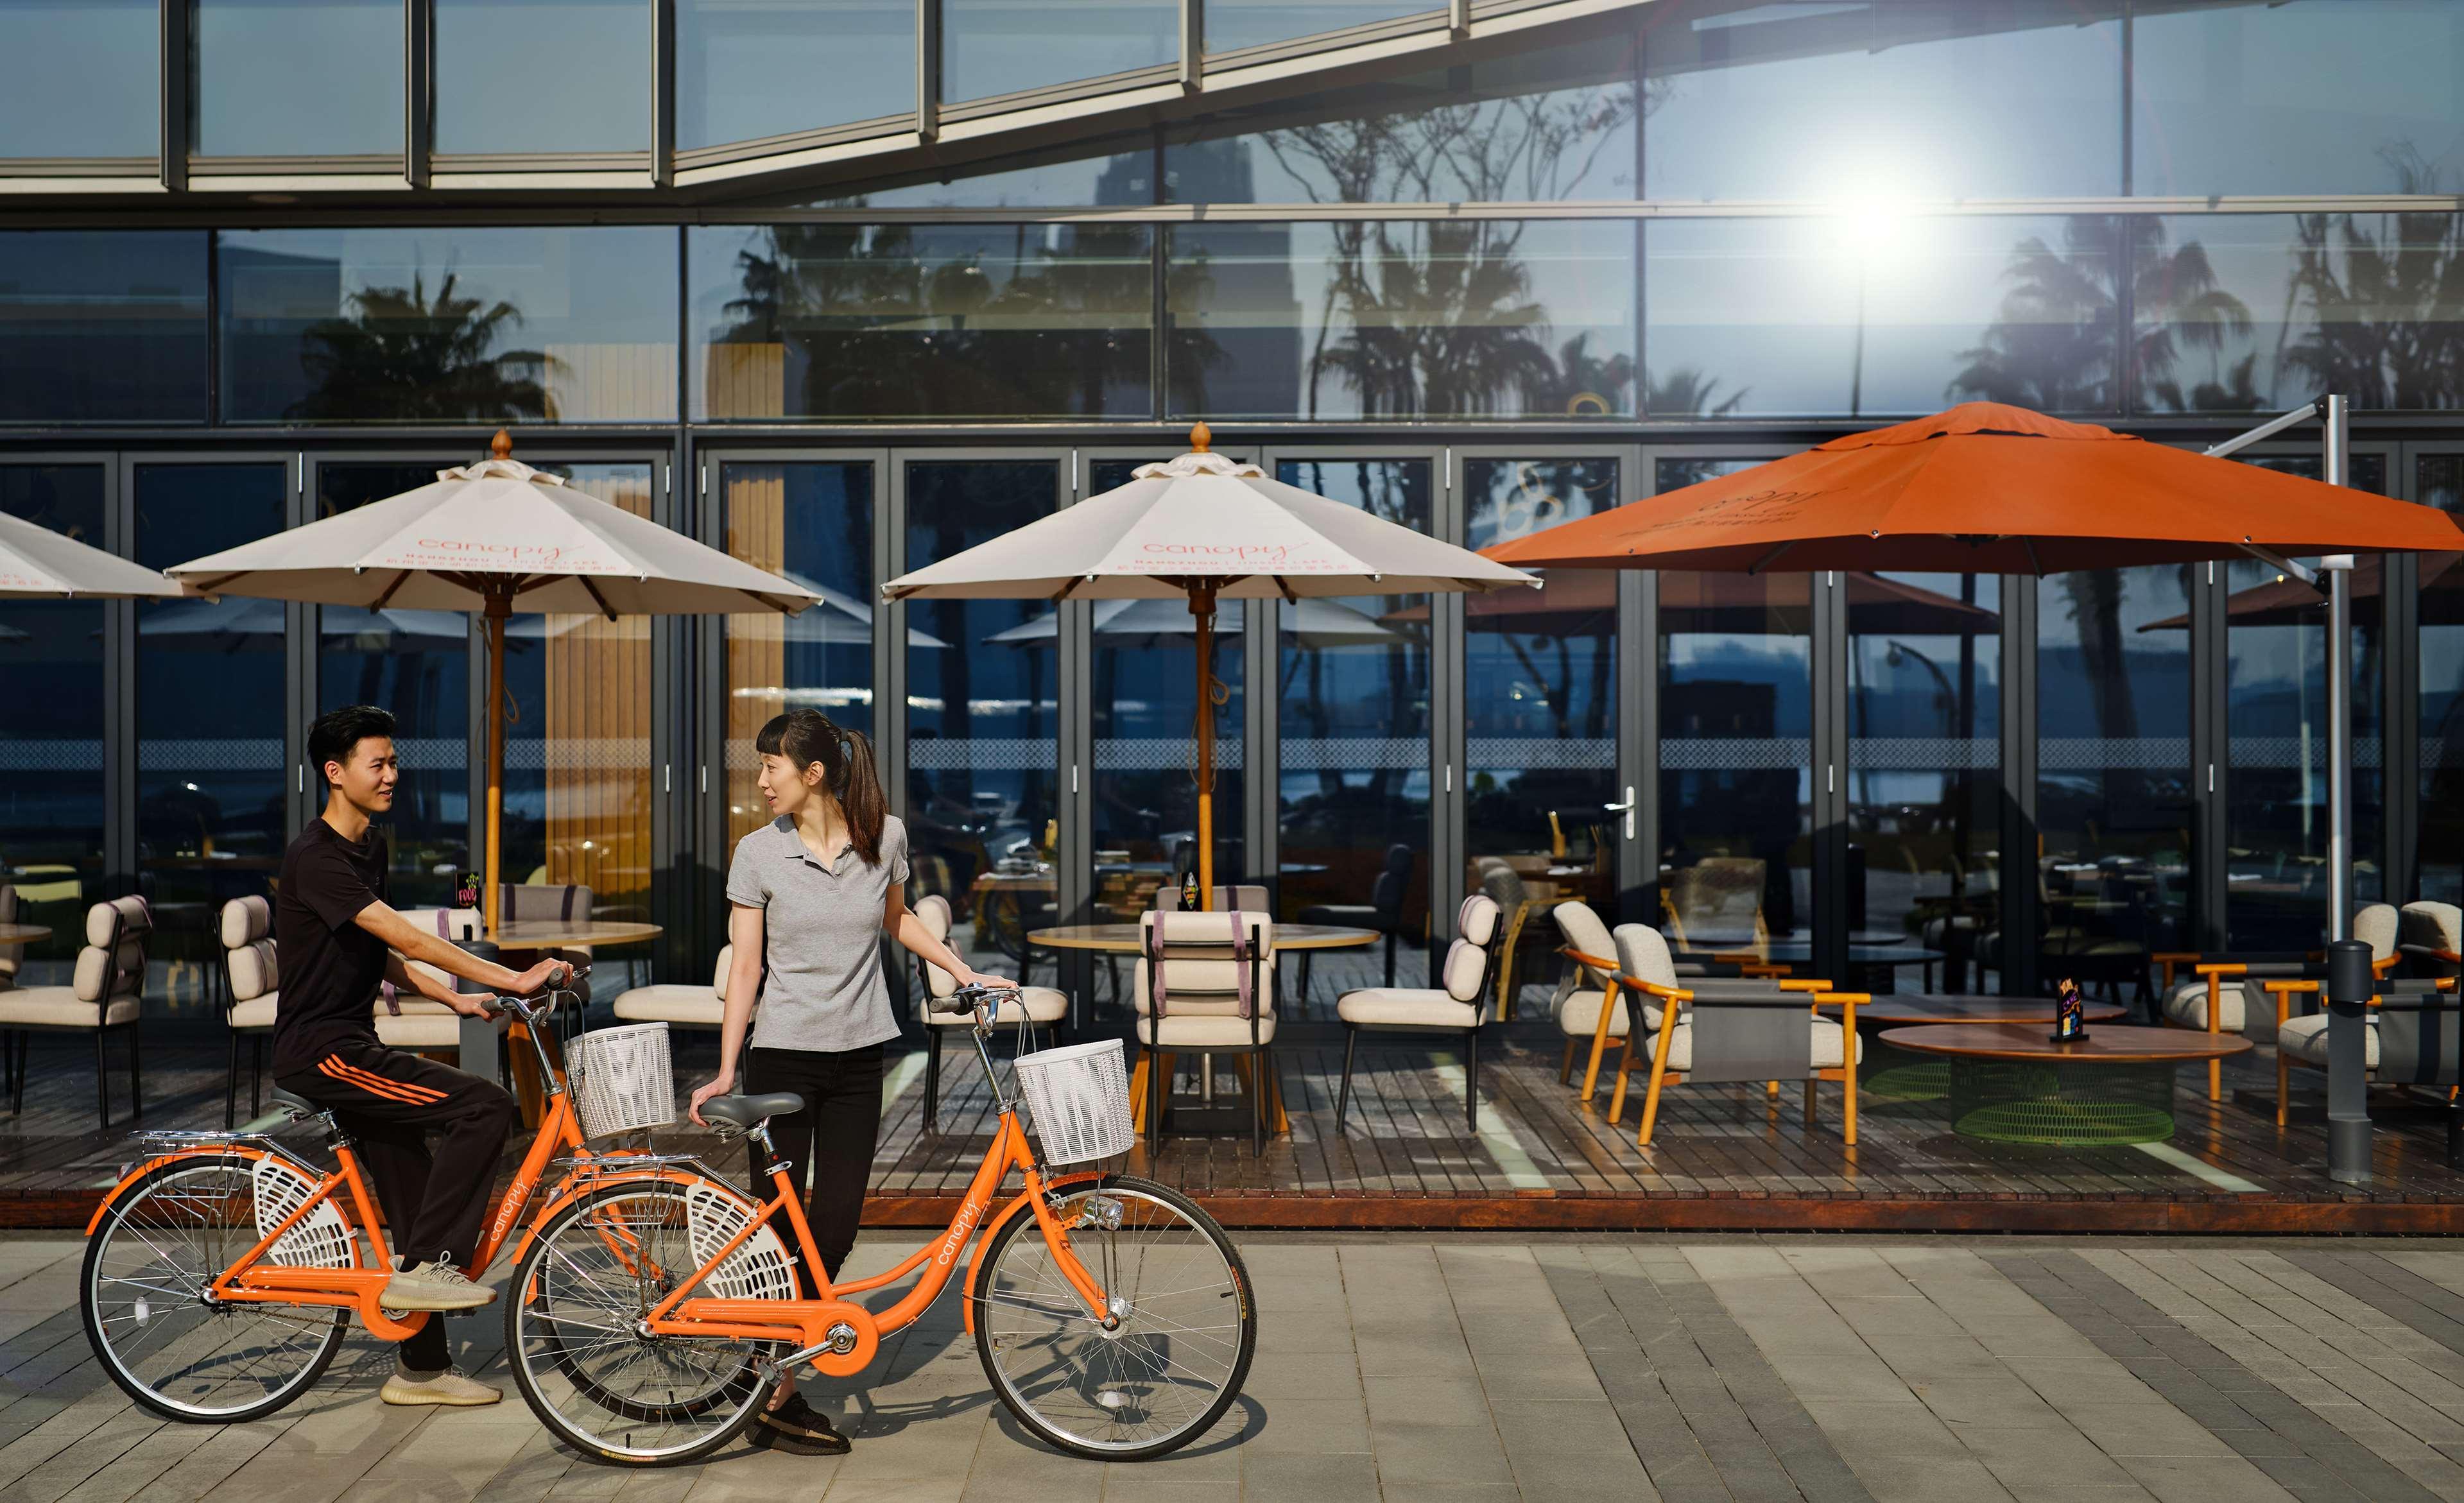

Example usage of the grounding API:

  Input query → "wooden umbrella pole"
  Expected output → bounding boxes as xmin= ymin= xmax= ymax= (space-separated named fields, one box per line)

xmin=484 ymin=589 xmax=510 ymax=939
xmin=1190 ymin=580 xmax=1218 ymax=911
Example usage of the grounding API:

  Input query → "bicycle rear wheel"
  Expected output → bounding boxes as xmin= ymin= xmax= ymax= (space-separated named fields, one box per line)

xmin=504 ymin=1178 xmax=780 ymax=1466
xmin=970 ymin=1174 xmax=1255 ymax=1460
xmin=82 ymin=1153 xmax=349 ymax=1423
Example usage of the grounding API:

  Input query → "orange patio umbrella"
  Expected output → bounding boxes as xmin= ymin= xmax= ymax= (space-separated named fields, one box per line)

xmin=1385 ymin=568 xmax=1999 ymax=635
xmin=1485 ymin=404 xmax=2464 ymax=576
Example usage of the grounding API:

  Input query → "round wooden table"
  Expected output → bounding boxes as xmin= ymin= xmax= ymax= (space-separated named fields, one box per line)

xmin=1878 ymin=1024 xmax=2251 ymax=1146
xmin=1026 ymin=924 xmax=1375 ymax=1135
xmin=0 ymin=923 xmax=49 ymax=947
xmin=1857 ymin=995 xmax=2128 ymax=1102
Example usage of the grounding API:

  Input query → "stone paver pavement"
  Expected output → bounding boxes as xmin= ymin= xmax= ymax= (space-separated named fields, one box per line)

xmin=2 ymin=1232 xmax=2462 ymax=1500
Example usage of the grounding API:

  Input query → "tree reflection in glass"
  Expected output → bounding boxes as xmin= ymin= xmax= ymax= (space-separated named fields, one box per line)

xmin=286 ymin=276 xmax=553 ymax=423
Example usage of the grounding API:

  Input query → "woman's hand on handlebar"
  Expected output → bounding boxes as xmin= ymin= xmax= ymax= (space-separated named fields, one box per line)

xmin=954 ymin=967 xmax=1015 ymax=993
xmin=687 ymin=1074 xmax=733 ymax=1128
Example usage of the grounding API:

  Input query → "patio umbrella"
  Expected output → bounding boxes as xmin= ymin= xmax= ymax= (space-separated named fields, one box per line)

xmin=982 ymin=594 xmax=1402 ymax=649
xmin=1380 ymin=568 xmax=2001 ymax=635
xmin=167 ymin=431 xmax=822 ymax=936
xmin=0 ymin=508 xmax=180 ymax=599
xmin=884 ymin=424 xmax=1536 ymax=904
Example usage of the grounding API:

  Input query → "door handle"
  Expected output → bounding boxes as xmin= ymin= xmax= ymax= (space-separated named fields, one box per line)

xmin=1603 ymin=786 xmax=1636 ymax=840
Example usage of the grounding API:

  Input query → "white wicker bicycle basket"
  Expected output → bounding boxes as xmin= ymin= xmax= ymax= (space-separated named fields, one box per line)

xmin=1011 ymin=1038 xmax=1134 ymax=1164
xmin=567 ymin=1022 xmax=677 ymax=1140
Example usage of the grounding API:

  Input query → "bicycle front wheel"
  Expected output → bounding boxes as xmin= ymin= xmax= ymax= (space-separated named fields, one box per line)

xmin=970 ymin=1174 xmax=1255 ymax=1460
xmin=82 ymin=1153 xmax=349 ymax=1423
xmin=505 ymin=1178 xmax=780 ymax=1466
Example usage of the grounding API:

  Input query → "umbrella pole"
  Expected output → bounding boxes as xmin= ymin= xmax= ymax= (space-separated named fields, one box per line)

xmin=484 ymin=591 xmax=510 ymax=940
xmin=1190 ymin=581 xmax=1219 ymax=911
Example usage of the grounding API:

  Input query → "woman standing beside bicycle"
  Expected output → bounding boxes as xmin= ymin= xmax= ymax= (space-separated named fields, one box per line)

xmin=688 ymin=709 xmax=1007 ymax=1456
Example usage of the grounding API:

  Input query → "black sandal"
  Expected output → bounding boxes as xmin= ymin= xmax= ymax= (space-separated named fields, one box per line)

xmin=750 ymin=1395 xmax=850 ymax=1455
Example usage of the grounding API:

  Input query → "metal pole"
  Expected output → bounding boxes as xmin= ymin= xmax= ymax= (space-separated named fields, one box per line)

xmin=2325 ymin=938 xmax=2374 ymax=1183
xmin=2322 ymin=394 xmax=2352 ymax=945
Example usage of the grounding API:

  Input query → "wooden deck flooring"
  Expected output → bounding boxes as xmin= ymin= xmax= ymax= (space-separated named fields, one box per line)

xmin=3 ymin=1015 xmax=2460 ymax=1233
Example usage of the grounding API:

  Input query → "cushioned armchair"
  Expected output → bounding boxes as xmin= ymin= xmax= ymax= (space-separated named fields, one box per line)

xmin=2154 ymin=903 xmax=2400 ymax=1102
xmin=1334 ymin=893 xmax=1504 ymax=1133
xmin=1548 ymin=899 xmax=1624 ymax=1088
xmin=612 ymin=943 xmax=734 ymax=1030
xmin=0 ymin=895 xmax=150 ymax=1128
xmin=910 ymin=894 xmax=1066 ymax=1129
xmin=219 ymin=897 xmax=278 ymax=1127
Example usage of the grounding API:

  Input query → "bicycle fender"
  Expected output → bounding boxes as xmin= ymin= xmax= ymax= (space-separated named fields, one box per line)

xmin=960 ymin=1171 xmax=1108 ymax=1337
xmin=502 ymin=1167 xmax=756 ymax=1269
xmin=85 ymin=1146 xmax=272 ymax=1235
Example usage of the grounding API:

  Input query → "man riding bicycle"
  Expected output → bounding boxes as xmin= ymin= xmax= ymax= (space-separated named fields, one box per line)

xmin=273 ymin=705 xmax=567 ymax=1408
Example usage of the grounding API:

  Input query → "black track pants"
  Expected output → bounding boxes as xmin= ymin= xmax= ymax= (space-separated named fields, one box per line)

xmin=276 ymin=1037 xmax=517 ymax=1371
xmin=743 ymin=1044 xmax=884 ymax=1294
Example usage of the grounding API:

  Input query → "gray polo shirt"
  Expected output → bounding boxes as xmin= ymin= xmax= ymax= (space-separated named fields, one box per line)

xmin=725 ymin=814 xmax=910 ymax=1054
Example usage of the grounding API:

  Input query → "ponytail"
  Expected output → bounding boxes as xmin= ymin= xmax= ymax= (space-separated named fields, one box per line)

xmin=755 ymin=710 xmax=889 ymax=867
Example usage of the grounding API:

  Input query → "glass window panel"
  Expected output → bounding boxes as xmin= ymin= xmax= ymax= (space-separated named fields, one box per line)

xmin=944 ymin=0 xmax=1176 ymax=104
xmin=1276 ymin=457 xmax=1431 ymax=1008
xmin=501 ymin=464 xmax=656 ymax=927
xmin=434 ymin=0 xmax=649 ymax=154
xmin=692 ymin=223 xmax=1155 ymax=420
xmin=1166 ymin=41 xmax=1637 ymax=203
xmin=678 ymin=0 xmax=915 ymax=148
xmin=1463 ymin=458 xmax=1619 ymax=941
xmin=2038 ymin=567 xmax=2194 ymax=978
xmin=1847 ymin=572 xmax=1999 ymax=993
xmin=2223 ymin=455 xmax=2386 ymax=950
xmin=196 ymin=0 xmax=402 ymax=157
xmin=1167 ymin=219 xmax=1636 ymax=420
xmin=723 ymin=461 xmax=875 ymax=852
xmin=1644 ymin=215 xmax=2117 ymax=418
xmin=905 ymin=460 xmax=1063 ymax=980
xmin=0 ymin=0 xmax=156 ymax=159
xmin=311 ymin=465 xmax=472 ymax=910
xmin=0 ymin=232 xmax=209 ymax=423
xmin=1207 ymin=1 xmax=1435 ymax=53
xmin=136 ymin=463 xmax=289 ymax=1010
xmin=2132 ymin=0 xmax=2464 ymax=198
xmin=792 ymin=144 xmax=1154 ymax=209
xmin=2131 ymin=214 xmax=2464 ymax=414
xmin=1643 ymin=0 xmax=2123 ymax=202
xmin=1657 ymin=459 xmax=1813 ymax=958
xmin=219 ymin=227 xmax=679 ymax=424
xmin=0 ymin=465 xmax=107 ymax=976
xmin=2420 ymin=455 xmax=2464 ymax=906
xmin=1083 ymin=458 xmax=1246 ymax=935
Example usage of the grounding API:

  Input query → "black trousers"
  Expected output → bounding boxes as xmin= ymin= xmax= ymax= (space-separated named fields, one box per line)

xmin=276 ymin=1037 xmax=517 ymax=1371
xmin=744 ymin=1044 xmax=884 ymax=1295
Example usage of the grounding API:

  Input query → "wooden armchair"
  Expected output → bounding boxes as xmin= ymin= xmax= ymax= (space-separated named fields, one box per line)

xmin=2151 ymin=903 xmax=2400 ymax=1101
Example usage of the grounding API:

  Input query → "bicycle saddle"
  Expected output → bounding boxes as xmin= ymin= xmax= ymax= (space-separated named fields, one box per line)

xmin=268 ymin=1088 xmax=327 ymax=1119
xmin=700 ymin=1093 xmax=804 ymax=1131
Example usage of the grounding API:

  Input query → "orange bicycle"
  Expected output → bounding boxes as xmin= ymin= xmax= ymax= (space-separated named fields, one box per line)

xmin=77 ymin=971 xmax=599 ymax=1423
xmin=500 ymin=983 xmax=1255 ymax=1466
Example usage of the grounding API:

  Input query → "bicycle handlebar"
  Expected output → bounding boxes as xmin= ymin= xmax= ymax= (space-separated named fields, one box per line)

xmin=927 ymin=980 xmax=1021 ymax=1017
xmin=481 ymin=962 xmax=585 ymax=1019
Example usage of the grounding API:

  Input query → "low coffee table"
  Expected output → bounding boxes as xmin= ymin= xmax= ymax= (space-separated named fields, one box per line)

xmin=1876 ymin=1024 xmax=2250 ymax=1146
xmin=1857 ymin=995 xmax=2128 ymax=1102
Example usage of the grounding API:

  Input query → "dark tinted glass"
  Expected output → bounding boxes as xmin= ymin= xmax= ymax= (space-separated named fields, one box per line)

xmin=1167 ymin=42 xmax=1635 ymax=203
xmin=2420 ymin=455 xmax=2464 ymax=906
xmin=943 ymin=0 xmax=1176 ymax=103
xmin=0 ymin=465 xmax=107 ymax=970
xmin=1643 ymin=0 xmax=2123 ymax=201
xmin=1644 ymin=215 xmax=2116 ymax=418
xmin=196 ymin=0 xmax=403 ymax=157
xmin=1167 ymin=220 xmax=1636 ymax=419
xmin=678 ymin=0 xmax=915 ymax=148
xmin=435 ymin=0 xmax=649 ymax=154
xmin=1207 ymin=1 xmax=1436 ymax=53
xmin=2133 ymin=0 xmax=2464 ymax=197
xmin=692 ymin=223 xmax=1155 ymax=420
xmin=795 ymin=143 xmax=1154 ymax=209
xmin=2130 ymin=214 xmax=2464 ymax=413
xmin=0 ymin=0 xmax=156 ymax=159
xmin=218 ymin=227 xmax=679 ymax=423
xmin=0 ymin=233 xmax=209 ymax=422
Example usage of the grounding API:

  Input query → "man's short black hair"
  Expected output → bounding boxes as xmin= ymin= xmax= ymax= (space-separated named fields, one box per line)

xmin=309 ymin=705 xmax=396 ymax=784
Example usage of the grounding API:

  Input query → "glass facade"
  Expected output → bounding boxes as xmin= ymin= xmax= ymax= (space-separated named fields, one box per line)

xmin=195 ymin=0 xmax=402 ymax=159
xmin=2423 ymin=455 xmax=2464 ymax=906
xmin=943 ymin=0 xmax=1176 ymax=103
xmin=0 ymin=465 xmax=105 ymax=969
xmin=219 ymin=227 xmax=678 ymax=424
xmin=1206 ymin=2 xmax=1434 ymax=54
xmin=434 ymin=0 xmax=650 ymax=155
xmin=0 ymin=234 xmax=209 ymax=424
xmin=678 ymin=0 xmax=917 ymax=150
xmin=0 ymin=0 xmax=155 ymax=160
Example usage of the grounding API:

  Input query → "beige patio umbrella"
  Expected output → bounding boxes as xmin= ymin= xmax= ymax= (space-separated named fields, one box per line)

xmin=882 ymin=424 xmax=1537 ymax=905
xmin=167 ymin=432 xmax=822 ymax=936
xmin=0 ymin=509 xmax=180 ymax=598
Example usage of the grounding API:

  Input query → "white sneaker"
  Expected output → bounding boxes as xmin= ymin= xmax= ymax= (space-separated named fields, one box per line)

xmin=383 ymin=1261 xmax=496 ymax=1311
xmin=381 ymin=1366 xmax=501 ymax=1407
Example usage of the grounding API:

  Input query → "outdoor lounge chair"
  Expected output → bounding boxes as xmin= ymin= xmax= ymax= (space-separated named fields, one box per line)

xmin=1603 ymin=922 xmax=1859 ymax=1147
xmin=1333 ymin=893 xmax=1504 ymax=1133
xmin=2153 ymin=903 xmax=2400 ymax=1101
xmin=0 ymin=896 xmax=149 ymax=1128
xmin=911 ymin=894 xmax=1065 ymax=1129
xmin=1135 ymin=907 xmax=1278 ymax=1156
xmin=610 ymin=943 xmax=736 ymax=1030
xmin=1548 ymin=899 xmax=1624 ymax=1086
xmin=219 ymin=896 xmax=277 ymax=1127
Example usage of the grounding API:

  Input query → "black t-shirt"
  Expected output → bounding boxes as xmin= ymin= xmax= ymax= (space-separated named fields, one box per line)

xmin=273 ymin=818 xmax=390 ymax=1074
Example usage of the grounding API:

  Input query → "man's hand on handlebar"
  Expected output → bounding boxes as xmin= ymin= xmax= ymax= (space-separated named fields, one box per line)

xmin=512 ymin=957 xmax=574 ymax=997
